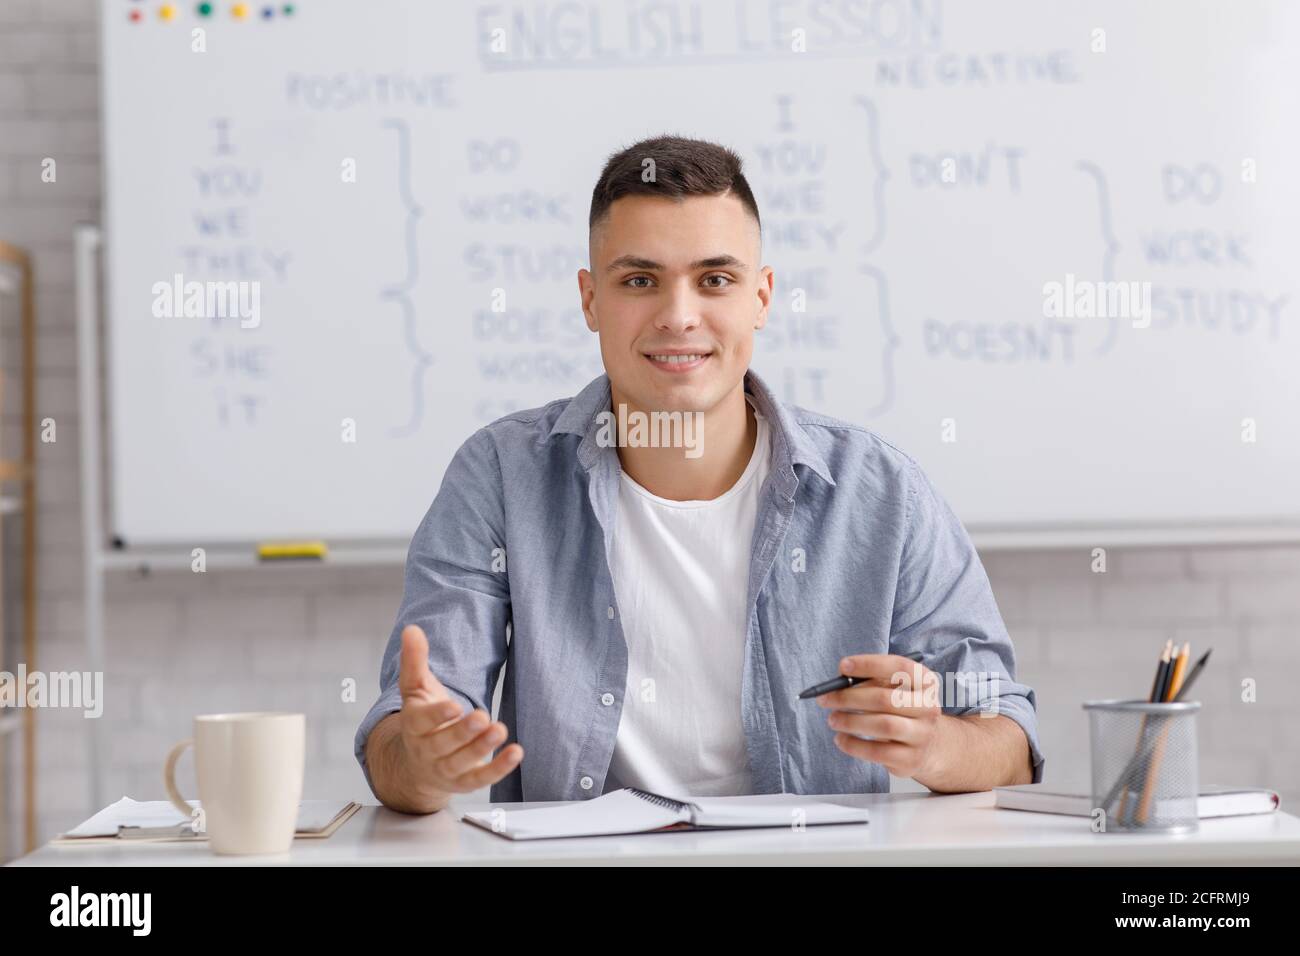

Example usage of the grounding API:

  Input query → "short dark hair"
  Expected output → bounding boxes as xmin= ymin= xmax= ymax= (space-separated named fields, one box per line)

xmin=588 ymin=135 xmax=760 ymax=237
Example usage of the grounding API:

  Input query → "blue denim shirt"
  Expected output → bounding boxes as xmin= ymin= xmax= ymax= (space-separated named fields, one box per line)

xmin=356 ymin=367 xmax=1045 ymax=802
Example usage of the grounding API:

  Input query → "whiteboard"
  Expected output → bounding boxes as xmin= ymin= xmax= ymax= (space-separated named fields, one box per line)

xmin=101 ymin=0 xmax=1300 ymax=545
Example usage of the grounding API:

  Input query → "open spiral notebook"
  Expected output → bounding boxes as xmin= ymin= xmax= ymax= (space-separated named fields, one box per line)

xmin=460 ymin=788 xmax=870 ymax=840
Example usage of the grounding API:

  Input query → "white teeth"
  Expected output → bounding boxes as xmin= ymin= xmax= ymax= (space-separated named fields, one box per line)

xmin=648 ymin=354 xmax=707 ymax=364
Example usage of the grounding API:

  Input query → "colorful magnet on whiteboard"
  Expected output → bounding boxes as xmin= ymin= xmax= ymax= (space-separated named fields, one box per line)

xmin=282 ymin=3 xmax=295 ymax=16
xmin=129 ymin=9 xmax=143 ymax=22
xmin=262 ymin=5 xmax=274 ymax=18
xmin=197 ymin=2 xmax=213 ymax=16
xmin=159 ymin=3 xmax=176 ymax=20
xmin=232 ymin=2 xmax=249 ymax=19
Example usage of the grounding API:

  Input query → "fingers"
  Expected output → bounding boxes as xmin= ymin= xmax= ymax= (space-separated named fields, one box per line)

xmin=401 ymin=694 xmax=463 ymax=738
xmin=816 ymin=683 xmax=937 ymax=716
xmin=438 ymin=716 xmax=511 ymax=777
xmin=400 ymin=702 xmax=517 ymax=770
xmin=827 ymin=710 xmax=918 ymax=744
xmin=397 ymin=625 xmax=446 ymax=702
xmin=833 ymin=734 xmax=911 ymax=771
xmin=840 ymin=653 xmax=932 ymax=686
xmin=447 ymin=743 xmax=524 ymax=792
xmin=403 ymin=704 xmax=524 ymax=791
xmin=420 ymin=707 xmax=493 ymax=757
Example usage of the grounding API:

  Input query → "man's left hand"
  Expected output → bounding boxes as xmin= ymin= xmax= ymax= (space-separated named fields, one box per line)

xmin=816 ymin=653 xmax=946 ymax=779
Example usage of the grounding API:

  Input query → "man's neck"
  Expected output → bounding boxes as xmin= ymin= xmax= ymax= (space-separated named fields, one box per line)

xmin=611 ymin=382 xmax=758 ymax=502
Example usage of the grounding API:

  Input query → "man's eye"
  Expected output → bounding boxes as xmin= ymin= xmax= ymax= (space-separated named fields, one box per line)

xmin=703 ymin=274 xmax=733 ymax=288
xmin=623 ymin=275 xmax=655 ymax=289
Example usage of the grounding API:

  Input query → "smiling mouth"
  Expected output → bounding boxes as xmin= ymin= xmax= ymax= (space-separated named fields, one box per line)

xmin=644 ymin=351 xmax=712 ymax=372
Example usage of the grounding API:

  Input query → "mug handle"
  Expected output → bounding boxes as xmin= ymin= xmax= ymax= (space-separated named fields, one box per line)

xmin=164 ymin=738 xmax=199 ymax=825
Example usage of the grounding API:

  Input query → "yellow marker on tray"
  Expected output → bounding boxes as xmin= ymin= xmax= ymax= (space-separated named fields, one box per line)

xmin=257 ymin=541 xmax=328 ymax=561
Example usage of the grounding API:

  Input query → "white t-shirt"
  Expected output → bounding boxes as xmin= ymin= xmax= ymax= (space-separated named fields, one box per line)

xmin=604 ymin=394 xmax=771 ymax=797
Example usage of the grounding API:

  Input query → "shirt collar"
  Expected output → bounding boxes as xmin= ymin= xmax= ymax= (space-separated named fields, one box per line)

xmin=548 ymin=367 xmax=835 ymax=489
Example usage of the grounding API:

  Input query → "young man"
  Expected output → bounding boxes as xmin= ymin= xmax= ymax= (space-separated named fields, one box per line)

xmin=356 ymin=136 xmax=1044 ymax=814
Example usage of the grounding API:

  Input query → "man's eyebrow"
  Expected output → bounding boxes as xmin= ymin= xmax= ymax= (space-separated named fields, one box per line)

xmin=605 ymin=254 xmax=748 ymax=273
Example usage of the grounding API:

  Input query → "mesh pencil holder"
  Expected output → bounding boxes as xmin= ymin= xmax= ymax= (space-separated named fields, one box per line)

xmin=1083 ymin=699 xmax=1200 ymax=834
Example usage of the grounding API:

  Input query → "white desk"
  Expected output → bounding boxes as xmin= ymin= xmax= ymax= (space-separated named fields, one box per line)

xmin=12 ymin=791 xmax=1300 ymax=866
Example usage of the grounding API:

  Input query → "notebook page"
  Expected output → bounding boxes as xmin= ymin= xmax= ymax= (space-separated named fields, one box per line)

xmin=462 ymin=789 xmax=688 ymax=840
xmin=683 ymin=793 xmax=870 ymax=828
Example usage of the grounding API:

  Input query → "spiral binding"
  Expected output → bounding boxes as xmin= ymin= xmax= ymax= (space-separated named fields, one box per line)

xmin=627 ymin=788 xmax=691 ymax=814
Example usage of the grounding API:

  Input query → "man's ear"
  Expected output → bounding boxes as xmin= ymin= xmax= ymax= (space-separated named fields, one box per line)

xmin=753 ymin=264 xmax=774 ymax=330
xmin=577 ymin=269 xmax=599 ymax=332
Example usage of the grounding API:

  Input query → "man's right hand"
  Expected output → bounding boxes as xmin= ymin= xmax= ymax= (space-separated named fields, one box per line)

xmin=367 ymin=624 xmax=523 ymax=813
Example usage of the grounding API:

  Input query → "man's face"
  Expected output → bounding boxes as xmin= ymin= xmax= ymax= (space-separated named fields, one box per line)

xmin=580 ymin=192 xmax=772 ymax=415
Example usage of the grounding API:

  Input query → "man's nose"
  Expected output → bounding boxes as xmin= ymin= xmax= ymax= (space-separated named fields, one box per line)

xmin=654 ymin=283 xmax=702 ymax=335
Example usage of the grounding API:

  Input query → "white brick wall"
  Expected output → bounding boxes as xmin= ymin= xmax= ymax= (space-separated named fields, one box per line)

xmin=2 ymin=2 xmax=1297 ymax=858
xmin=980 ymin=547 xmax=1300 ymax=803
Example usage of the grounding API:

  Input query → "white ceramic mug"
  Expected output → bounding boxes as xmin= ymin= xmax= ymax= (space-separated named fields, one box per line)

xmin=164 ymin=712 xmax=305 ymax=855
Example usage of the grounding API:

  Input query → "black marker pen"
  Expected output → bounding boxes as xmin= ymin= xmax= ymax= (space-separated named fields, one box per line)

xmin=796 ymin=651 xmax=926 ymax=701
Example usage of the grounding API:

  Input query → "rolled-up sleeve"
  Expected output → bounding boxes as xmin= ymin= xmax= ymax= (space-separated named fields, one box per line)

xmin=889 ymin=459 xmax=1045 ymax=784
xmin=354 ymin=427 xmax=512 ymax=797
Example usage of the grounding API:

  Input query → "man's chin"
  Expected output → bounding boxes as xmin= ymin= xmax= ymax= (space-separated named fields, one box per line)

xmin=629 ymin=378 xmax=725 ymax=416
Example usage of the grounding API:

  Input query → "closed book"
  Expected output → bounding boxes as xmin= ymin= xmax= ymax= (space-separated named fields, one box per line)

xmin=994 ymin=783 xmax=1279 ymax=818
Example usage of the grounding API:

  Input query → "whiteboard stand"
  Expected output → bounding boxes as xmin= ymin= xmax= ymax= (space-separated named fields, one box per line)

xmin=74 ymin=224 xmax=408 ymax=811
xmin=75 ymin=224 xmax=107 ymax=816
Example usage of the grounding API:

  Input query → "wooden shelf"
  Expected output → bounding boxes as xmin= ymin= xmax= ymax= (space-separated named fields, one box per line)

xmin=0 ymin=240 xmax=39 ymax=860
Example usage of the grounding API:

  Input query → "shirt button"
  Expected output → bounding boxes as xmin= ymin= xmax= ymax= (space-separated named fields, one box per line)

xmin=607 ymin=605 xmax=615 ymax=620
xmin=600 ymin=692 xmax=614 ymax=706
xmin=579 ymin=776 xmax=594 ymax=791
